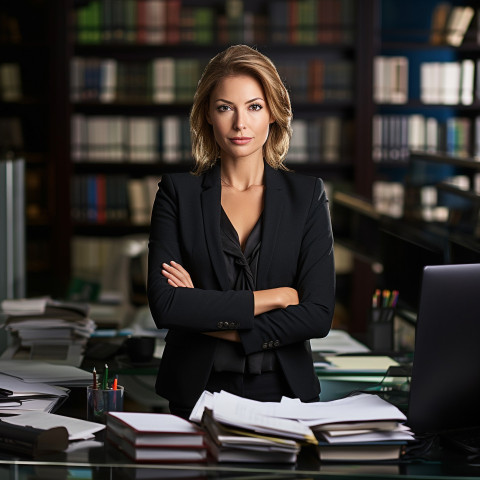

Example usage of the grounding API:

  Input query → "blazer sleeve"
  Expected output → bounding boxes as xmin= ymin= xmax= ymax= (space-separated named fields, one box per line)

xmin=147 ymin=174 xmax=255 ymax=332
xmin=239 ymin=178 xmax=335 ymax=355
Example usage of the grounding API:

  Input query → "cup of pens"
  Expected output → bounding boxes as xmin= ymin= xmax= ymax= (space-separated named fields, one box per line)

xmin=368 ymin=289 xmax=399 ymax=351
xmin=87 ymin=364 xmax=124 ymax=424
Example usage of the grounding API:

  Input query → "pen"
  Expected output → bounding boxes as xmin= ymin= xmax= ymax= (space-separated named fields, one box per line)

xmin=382 ymin=289 xmax=391 ymax=308
xmin=0 ymin=389 xmax=13 ymax=397
xmin=102 ymin=364 xmax=109 ymax=390
xmin=92 ymin=367 xmax=97 ymax=390
xmin=391 ymin=290 xmax=399 ymax=307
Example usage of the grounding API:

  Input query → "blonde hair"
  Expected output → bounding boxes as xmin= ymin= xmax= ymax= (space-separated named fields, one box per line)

xmin=190 ymin=45 xmax=292 ymax=175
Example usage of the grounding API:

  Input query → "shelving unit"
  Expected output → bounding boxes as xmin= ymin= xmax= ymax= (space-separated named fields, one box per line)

xmin=0 ymin=0 xmax=71 ymax=297
xmin=66 ymin=0 xmax=368 ymax=317
xmin=329 ymin=0 xmax=480 ymax=333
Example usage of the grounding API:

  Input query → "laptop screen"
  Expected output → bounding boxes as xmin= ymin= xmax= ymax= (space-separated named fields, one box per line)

xmin=407 ymin=263 xmax=480 ymax=434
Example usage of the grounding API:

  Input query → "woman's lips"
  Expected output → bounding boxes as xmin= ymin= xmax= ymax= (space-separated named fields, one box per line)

xmin=229 ymin=137 xmax=253 ymax=145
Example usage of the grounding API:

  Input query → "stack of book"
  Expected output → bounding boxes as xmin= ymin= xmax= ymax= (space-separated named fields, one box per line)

xmin=105 ymin=412 xmax=207 ymax=463
xmin=191 ymin=390 xmax=414 ymax=463
xmin=1 ymin=298 xmax=96 ymax=366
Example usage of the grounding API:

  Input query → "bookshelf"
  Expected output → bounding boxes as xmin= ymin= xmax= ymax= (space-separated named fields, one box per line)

xmin=67 ymin=0 xmax=368 ymax=316
xmin=0 ymin=0 xmax=71 ymax=297
xmin=4 ymin=0 xmax=398 ymax=333
xmin=332 ymin=0 xmax=480 ymax=332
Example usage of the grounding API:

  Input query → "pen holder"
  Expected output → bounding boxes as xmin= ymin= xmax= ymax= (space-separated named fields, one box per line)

xmin=368 ymin=307 xmax=395 ymax=351
xmin=86 ymin=385 xmax=124 ymax=424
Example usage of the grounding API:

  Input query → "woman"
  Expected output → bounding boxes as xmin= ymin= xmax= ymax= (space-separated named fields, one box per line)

xmin=148 ymin=44 xmax=335 ymax=419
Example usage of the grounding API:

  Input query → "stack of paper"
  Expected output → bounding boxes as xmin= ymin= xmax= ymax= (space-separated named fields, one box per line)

xmin=201 ymin=408 xmax=300 ymax=463
xmin=303 ymin=394 xmax=414 ymax=461
xmin=191 ymin=390 xmax=315 ymax=463
xmin=0 ymin=372 xmax=69 ymax=414
xmin=105 ymin=412 xmax=208 ymax=463
xmin=1 ymin=298 xmax=96 ymax=366
xmin=191 ymin=391 xmax=414 ymax=462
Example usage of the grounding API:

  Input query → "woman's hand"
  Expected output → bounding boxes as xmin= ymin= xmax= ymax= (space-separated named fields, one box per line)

xmin=253 ymin=287 xmax=299 ymax=316
xmin=161 ymin=261 xmax=194 ymax=288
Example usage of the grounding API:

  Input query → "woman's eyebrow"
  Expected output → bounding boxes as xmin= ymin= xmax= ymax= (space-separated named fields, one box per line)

xmin=214 ymin=97 xmax=265 ymax=104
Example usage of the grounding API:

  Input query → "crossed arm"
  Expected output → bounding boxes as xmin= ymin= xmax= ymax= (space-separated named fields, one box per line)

xmin=161 ymin=261 xmax=299 ymax=342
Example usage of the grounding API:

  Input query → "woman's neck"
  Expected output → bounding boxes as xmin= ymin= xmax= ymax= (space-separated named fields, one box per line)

xmin=220 ymin=158 xmax=265 ymax=192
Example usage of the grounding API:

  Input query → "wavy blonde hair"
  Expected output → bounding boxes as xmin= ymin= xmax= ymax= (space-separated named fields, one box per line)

xmin=190 ymin=45 xmax=292 ymax=175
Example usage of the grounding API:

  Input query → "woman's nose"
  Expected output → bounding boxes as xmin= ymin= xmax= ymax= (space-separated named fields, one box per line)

xmin=234 ymin=113 xmax=246 ymax=131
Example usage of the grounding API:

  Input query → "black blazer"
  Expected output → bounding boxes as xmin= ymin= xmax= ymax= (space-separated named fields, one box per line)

xmin=147 ymin=162 xmax=335 ymax=407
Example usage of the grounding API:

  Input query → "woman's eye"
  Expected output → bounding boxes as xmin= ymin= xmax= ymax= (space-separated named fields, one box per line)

xmin=217 ymin=105 xmax=232 ymax=112
xmin=249 ymin=103 xmax=262 ymax=111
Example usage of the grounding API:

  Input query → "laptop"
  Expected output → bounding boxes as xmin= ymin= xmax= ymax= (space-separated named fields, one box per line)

xmin=407 ymin=263 xmax=480 ymax=440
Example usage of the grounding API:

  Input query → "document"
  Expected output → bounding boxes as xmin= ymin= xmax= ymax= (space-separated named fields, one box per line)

xmin=0 ymin=360 xmax=92 ymax=386
xmin=322 ymin=355 xmax=399 ymax=373
xmin=2 ymin=411 xmax=105 ymax=440
xmin=310 ymin=329 xmax=370 ymax=354
xmin=193 ymin=391 xmax=316 ymax=444
xmin=0 ymin=372 xmax=69 ymax=413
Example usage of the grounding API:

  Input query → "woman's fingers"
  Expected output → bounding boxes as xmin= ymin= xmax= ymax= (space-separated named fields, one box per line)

xmin=162 ymin=261 xmax=194 ymax=288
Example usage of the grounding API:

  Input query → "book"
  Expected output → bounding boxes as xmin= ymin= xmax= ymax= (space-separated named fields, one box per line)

xmin=445 ymin=6 xmax=474 ymax=47
xmin=429 ymin=2 xmax=451 ymax=45
xmin=106 ymin=427 xmax=207 ymax=463
xmin=106 ymin=412 xmax=205 ymax=447
xmin=316 ymin=441 xmax=405 ymax=461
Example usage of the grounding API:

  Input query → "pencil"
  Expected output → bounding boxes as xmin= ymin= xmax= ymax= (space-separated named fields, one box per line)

xmin=102 ymin=364 xmax=109 ymax=390
xmin=92 ymin=367 xmax=97 ymax=390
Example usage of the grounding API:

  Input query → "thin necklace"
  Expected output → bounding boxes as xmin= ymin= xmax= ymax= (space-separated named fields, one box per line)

xmin=221 ymin=177 xmax=263 ymax=192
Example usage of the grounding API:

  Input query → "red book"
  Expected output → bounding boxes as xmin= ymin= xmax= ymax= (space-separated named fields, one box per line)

xmin=288 ymin=0 xmax=298 ymax=45
xmin=136 ymin=0 xmax=147 ymax=44
xmin=166 ymin=0 xmax=181 ymax=44
xmin=96 ymin=174 xmax=106 ymax=224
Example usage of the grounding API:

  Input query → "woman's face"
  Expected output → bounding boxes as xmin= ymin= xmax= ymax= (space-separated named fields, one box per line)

xmin=207 ymin=74 xmax=273 ymax=164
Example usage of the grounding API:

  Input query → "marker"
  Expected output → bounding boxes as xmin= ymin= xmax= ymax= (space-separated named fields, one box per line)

xmin=113 ymin=375 xmax=118 ymax=391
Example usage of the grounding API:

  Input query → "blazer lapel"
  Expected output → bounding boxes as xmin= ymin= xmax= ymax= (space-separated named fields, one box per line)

xmin=257 ymin=164 xmax=285 ymax=289
xmin=201 ymin=165 xmax=230 ymax=289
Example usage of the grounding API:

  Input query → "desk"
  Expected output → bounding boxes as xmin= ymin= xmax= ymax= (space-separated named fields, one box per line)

xmin=1 ymin=434 xmax=480 ymax=480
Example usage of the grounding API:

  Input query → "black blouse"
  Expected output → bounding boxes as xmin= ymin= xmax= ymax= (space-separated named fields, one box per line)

xmin=212 ymin=208 xmax=276 ymax=374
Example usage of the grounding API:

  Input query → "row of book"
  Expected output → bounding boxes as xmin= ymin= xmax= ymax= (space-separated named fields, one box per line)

xmin=105 ymin=390 xmax=414 ymax=463
xmin=74 ymin=0 xmax=356 ymax=46
xmin=71 ymin=174 xmax=159 ymax=226
xmin=72 ymin=114 xmax=191 ymax=163
xmin=372 ymin=181 xmax=405 ymax=219
xmin=70 ymin=56 xmax=354 ymax=105
xmin=420 ymin=59 xmax=475 ymax=105
xmin=373 ymin=57 xmax=479 ymax=106
xmin=372 ymin=114 xmax=480 ymax=162
xmin=72 ymin=114 xmax=352 ymax=165
xmin=429 ymin=4 xmax=475 ymax=47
